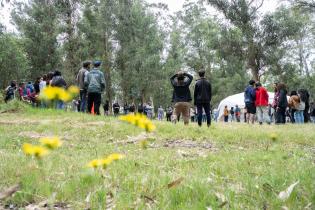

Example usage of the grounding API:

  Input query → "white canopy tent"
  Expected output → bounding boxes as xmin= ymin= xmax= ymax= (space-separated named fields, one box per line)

xmin=216 ymin=92 xmax=275 ymax=121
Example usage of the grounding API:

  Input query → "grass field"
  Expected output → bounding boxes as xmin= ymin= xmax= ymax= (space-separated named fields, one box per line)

xmin=0 ymin=101 xmax=314 ymax=209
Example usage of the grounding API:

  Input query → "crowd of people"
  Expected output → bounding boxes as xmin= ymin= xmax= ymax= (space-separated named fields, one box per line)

xmin=3 ymin=61 xmax=315 ymax=125
xmin=220 ymin=81 xmax=315 ymax=124
xmin=4 ymin=71 xmax=67 ymax=108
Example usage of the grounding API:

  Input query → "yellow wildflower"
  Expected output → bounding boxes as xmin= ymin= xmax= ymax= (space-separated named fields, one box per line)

xmin=119 ymin=113 xmax=156 ymax=132
xmin=87 ymin=159 xmax=103 ymax=168
xmin=68 ymin=85 xmax=80 ymax=95
xmin=140 ymin=140 xmax=149 ymax=149
xmin=58 ymin=89 xmax=72 ymax=102
xmin=40 ymin=137 xmax=62 ymax=150
xmin=41 ymin=86 xmax=59 ymax=100
xmin=23 ymin=143 xmax=49 ymax=158
xmin=270 ymin=133 xmax=278 ymax=142
xmin=101 ymin=158 xmax=113 ymax=169
xmin=107 ymin=153 xmax=125 ymax=161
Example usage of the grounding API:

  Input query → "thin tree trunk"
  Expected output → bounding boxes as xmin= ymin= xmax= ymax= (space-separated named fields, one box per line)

xmin=247 ymin=42 xmax=259 ymax=81
xmin=103 ymin=30 xmax=113 ymax=114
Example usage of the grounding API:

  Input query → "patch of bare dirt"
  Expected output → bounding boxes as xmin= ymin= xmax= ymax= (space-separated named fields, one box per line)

xmin=163 ymin=139 xmax=214 ymax=150
xmin=18 ymin=131 xmax=71 ymax=140
xmin=0 ymin=109 xmax=19 ymax=114
xmin=0 ymin=119 xmax=64 ymax=126
xmin=85 ymin=121 xmax=106 ymax=126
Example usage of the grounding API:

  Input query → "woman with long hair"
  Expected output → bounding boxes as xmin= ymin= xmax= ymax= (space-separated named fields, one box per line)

xmin=275 ymin=83 xmax=288 ymax=124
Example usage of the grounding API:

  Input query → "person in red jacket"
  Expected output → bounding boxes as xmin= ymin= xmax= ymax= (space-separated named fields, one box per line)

xmin=255 ymin=82 xmax=270 ymax=124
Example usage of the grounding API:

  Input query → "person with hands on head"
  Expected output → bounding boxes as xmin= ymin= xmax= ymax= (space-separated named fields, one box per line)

xmin=170 ymin=71 xmax=193 ymax=125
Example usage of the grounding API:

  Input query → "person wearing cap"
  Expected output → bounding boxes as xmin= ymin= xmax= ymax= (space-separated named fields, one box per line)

xmin=170 ymin=71 xmax=193 ymax=125
xmin=84 ymin=61 xmax=105 ymax=115
xmin=244 ymin=80 xmax=256 ymax=124
xmin=76 ymin=61 xmax=92 ymax=112
xmin=194 ymin=70 xmax=212 ymax=127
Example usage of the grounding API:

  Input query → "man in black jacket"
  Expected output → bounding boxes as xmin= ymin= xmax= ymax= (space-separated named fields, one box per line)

xmin=170 ymin=71 xmax=193 ymax=125
xmin=194 ymin=70 xmax=212 ymax=127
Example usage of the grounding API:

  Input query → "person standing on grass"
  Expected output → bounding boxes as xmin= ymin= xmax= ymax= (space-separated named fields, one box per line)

xmin=129 ymin=103 xmax=135 ymax=114
xmin=244 ymin=80 xmax=256 ymax=124
xmin=235 ymin=105 xmax=241 ymax=122
xmin=223 ymin=106 xmax=229 ymax=122
xmin=230 ymin=107 xmax=235 ymax=122
xmin=193 ymin=70 xmax=212 ymax=127
xmin=170 ymin=71 xmax=193 ymax=125
xmin=34 ymin=77 xmax=41 ymax=95
xmin=310 ymin=102 xmax=315 ymax=123
xmin=288 ymin=91 xmax=298 ymax=123
xmin=4 ymin=81 xmax=17 ymax=103
xmin=39 ymin=75 xmax=47 ymax=92
xmin=84 ymin=61 xmax=105 ymax=115
xmin=51 ymin=70 xmax=67 ymax=109
xmin=103 ymin=100 xmax=109 ymax=116
xmin=289 ymin=91 xmax=304 ymax=124
xmin=157 ymin=106 xmax=164 ymax=121
xmin=146 ymin=103 xmax=153 ymax=119
xmin=123 ymin=103 xmax=129 ymax=115
xmin=275 ymin=83 xmax=288 ymax=124
xmin=113 ymin=101 xmax=120 ymax=116
xmin=255 ymin=82 xmax=269 ymax=125
xmin=77 ymin=61 xmax=91 ymax=112
xmin=166 ymin=106 xmax=173 ymax=122
xmin=138 ymin=103 xmax=144 ymax=114
xmin=298 ymin=89 xmax=310 ymax=123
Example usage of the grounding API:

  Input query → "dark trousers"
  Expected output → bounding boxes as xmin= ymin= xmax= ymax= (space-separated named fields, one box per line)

xmin=290 ymin=109 xmax=296 ymax=123
xmin=166 ymin=113 xmax=172 ymax=121
xmin=275 ymin=107 xmax=286 ymax=124
xmin=87 ymin=92 xmax=101 ymax=115
xmin=79 ymin=90 xmax=87 ymax=112
xmin=196 ymin=103 xmax=211 ymax=126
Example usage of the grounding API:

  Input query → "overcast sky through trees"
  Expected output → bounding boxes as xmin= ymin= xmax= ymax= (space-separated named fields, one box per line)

xmin=1 ymin=0 xmax=280 ymax=32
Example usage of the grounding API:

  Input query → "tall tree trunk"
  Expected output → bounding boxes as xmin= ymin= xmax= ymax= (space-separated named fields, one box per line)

xmin=64 ymin=0 xmax=78 ymax=83
xmin=247 ymin=42 xmax=259 ymax=81
xmin=103 ymin=30 xmax=113 ymax=114
xmin=298 ymin=39 xmax=304 ymax=75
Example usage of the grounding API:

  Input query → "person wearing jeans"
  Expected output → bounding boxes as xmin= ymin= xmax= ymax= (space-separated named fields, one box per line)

xmin=255 ymin=82 xmax=270 ymax=124
xmin=194 ymin=70 xmax=212 ymax=127
xmin=289 ymin=92 xmax=305 ymax=124
xmin=294 ymin=110 xmax=304 ymax=123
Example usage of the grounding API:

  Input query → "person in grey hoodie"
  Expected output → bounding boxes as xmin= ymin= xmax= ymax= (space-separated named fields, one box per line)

xmin=84 ymin=61 xmax=105 ymax=115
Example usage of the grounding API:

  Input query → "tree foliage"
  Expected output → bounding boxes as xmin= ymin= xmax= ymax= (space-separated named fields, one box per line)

xmin=1 ymin=0 xmax=315 ymax=106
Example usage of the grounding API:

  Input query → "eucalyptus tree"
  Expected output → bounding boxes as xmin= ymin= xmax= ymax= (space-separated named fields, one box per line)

xmin=114 ymin=0 xmax=163 ymax=104
xmin=0 ymin=33 xmax=29 ymax=88
xmin=55 ymin=0 xmax=81 ymax=82
xmin=11 ymin=0 xmax=60 ymax=77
